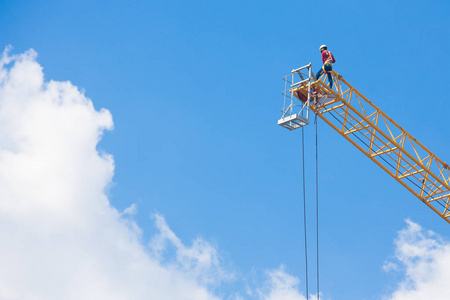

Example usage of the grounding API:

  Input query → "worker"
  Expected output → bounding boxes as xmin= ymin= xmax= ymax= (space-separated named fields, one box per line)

xmin=315 ymin=45 xmax=336 ymax=88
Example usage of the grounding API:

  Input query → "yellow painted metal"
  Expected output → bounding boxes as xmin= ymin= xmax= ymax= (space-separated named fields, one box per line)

xmin=292 ymin=71 xmax=450 ymax=224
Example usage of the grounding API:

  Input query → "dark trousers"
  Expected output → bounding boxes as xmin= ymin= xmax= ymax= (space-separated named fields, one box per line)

xmin=316 ymin=64 xmax=333 ymax=88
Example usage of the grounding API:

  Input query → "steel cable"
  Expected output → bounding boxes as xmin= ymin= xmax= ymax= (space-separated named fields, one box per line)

xmin=315 ymin=117 xmax=320 ymax=299
xmin=301 ymin=126 xmax=309 ymax=300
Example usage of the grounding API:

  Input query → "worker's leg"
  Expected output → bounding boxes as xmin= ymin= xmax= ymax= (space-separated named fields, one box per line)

xmin=327 ymin=72 xmax=333 ymax=88
xmin=324 ymin=65 xmax=333 ymax=88
xmin=315 ymin=68 xmax=324 ymax=80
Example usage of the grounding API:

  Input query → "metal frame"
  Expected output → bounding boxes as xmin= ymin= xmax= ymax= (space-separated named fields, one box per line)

xmin=278 ymin=63 xmax=314 ymax=130
xmin=289 ymin=69 xmax=450 ymax=224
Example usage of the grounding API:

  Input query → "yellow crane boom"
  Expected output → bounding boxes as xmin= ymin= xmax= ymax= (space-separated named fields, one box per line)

xmin=278 ymin=63 xmax=450 ymax=224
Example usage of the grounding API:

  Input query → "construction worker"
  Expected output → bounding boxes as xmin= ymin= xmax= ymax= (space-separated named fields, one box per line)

xmin=315 ymin=45 xmax=336 ymax=88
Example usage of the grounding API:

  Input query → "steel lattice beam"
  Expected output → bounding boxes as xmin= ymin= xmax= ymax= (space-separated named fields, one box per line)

xmin=292 ymin=71 xmax=450 ymax=224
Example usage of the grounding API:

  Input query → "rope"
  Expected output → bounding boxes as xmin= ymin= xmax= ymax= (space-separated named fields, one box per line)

xmin=301 ymin=126 xmax=309 ymax=300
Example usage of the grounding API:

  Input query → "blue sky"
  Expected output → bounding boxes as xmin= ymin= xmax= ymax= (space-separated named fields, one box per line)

xmin=1 ymin=0 xmax=449 ymax=299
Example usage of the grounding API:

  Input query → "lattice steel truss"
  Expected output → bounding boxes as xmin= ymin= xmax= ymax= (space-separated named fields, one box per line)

xmin=286 ymin=65 xmax=450 ymax=224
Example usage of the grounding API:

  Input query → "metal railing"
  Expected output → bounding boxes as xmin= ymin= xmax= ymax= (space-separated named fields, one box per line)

xmin=278 ymin=63 xmax=314 ymax=130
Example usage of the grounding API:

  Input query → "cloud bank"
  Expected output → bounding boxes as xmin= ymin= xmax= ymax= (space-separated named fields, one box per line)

xmin=0 ymin=47 xmax=225 ymax=300
xmin=0 ymin=47 xmax=312 ymax=300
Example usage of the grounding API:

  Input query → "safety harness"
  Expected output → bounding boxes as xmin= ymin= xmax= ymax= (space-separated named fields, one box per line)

xmin=322 ymin=50 xmax=333 ymax=73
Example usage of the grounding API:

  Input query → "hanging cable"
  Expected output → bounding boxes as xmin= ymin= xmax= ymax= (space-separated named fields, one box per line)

xmin=301 ymin=126 xmax=309 ymax=300
xmin=315 ymin=116 xmax=320 ymax=299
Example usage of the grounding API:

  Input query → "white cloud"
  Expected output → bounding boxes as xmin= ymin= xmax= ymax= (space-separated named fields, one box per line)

xmin=0 ymin=47 xmax=222 ymax=300
xmin=149 ymin=213 xmax=234 ymax=286
xmin=254 ymin=266 xmax=320 ymax=300
xmin=383 ymin=219 xmax=450 ymax=300
xmin=0 ymin=47 xmax=316 ymax=300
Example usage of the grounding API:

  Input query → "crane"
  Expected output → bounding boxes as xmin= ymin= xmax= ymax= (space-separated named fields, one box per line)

xmin=278 ymin=63 xmax=450 ymax=224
